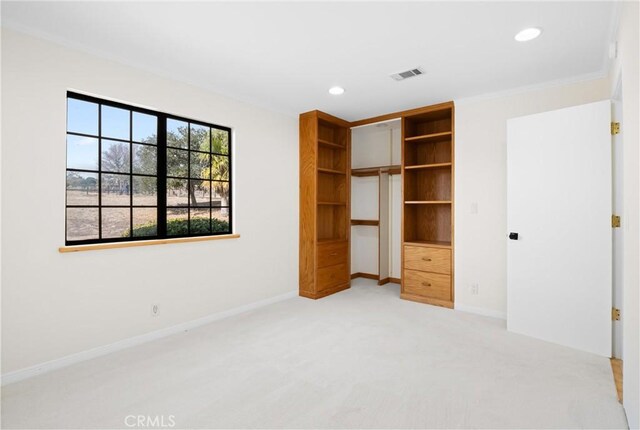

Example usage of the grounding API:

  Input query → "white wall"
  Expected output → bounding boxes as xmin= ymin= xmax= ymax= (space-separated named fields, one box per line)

xmin=351 ymin=176 xmax=379 ymax=220
xmin=454 ymin=77 xmax=610 ymax=318
xmin=1 ymin=29 xmax=298 ymax=374
xmin=351 ymin=124 xmax=394 ymax=169
xmin=351 ymin=176 xmax=379 ymax=275
xmin=609 ymin=2 xmax=639 ymax=427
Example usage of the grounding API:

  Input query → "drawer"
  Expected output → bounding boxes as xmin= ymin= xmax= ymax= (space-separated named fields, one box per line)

xmin=403 ymin=269 xmax=451 ymax=301
xmin=404 ymin=245 xmax=451 ymax=274
xmin=317 ymin=263 xmax=349 ymax=291
xmin=317 ymin=241 xmax=348 ymax=268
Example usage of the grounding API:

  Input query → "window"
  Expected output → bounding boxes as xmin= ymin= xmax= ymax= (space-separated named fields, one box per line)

xmin=65 ymin=92 xmax=232 ymax=245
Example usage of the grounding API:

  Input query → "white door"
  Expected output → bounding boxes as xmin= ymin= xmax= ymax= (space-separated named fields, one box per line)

xmin=507 ymin=100 xmax=612 ymax=357
xmin=611 ymin=91 xmax=623 ymax=359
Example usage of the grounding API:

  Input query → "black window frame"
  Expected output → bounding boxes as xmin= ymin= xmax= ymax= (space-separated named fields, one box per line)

xmin=65 ymin=91 xmax=233 ymax=245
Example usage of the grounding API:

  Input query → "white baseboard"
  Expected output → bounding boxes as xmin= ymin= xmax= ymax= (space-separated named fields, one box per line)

xmin=455 ymin=303 xmax=507 ymax=320
xmin=1 ymin=290 xmax=298 ymax=386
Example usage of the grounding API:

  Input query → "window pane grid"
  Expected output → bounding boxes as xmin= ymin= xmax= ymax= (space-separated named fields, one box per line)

xmin=165 ymin=145 xmax=228 ymax=157
xmin=66 ymin=92 xmax=232 ymax=245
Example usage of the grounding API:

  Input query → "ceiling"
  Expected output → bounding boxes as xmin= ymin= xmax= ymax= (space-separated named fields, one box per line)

xmin=1 ymin=1 xmax=615 ymax=121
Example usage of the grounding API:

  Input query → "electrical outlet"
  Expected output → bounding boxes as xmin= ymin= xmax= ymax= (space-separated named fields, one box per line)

xmin=470 ymin=283 xmax=479 ymax=295
xmin=470 ymin=202 xmax=478 ymax=215
xmin=151 ymin=304 xmax=159 ymax=317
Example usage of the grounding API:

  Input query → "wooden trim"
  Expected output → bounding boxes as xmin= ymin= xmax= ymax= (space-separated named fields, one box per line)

xmin=451 ymin=103 xmax=456 ymax=304
xmin=401 ymin=117 xmax=406 ymax=295
xmin=351 ymin=219 xmax=379 ymax=226
xmin=350 ymin=272 xmax=379 ymax=280
xmin=303 ymin=110 xmax=351 ymax=128
xmin=299 ymin=283 xmax=350 ymax=300
xmin=610 ymin=358 xmax=623 ymax=403
xmin=347 ymin=126 xmax=352 ymax=283
xmin=350 ymin=101 xmax=455 ymax=127
xmin=59 ymin=234 xmax=241 ymax=253
xmin=400 ymin=292 xmax=453 ymax=309
xmin=378 ymin=277 xmax=401 ymax=286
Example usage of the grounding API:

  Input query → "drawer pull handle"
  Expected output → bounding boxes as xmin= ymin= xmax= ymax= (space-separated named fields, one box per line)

xmin=330 ymin=252 xmax=338 ymax=256
xmin=422 ymin=282 xmax=432 ymax=287
xmin=422 ymin=258 xmax=432 ymax=262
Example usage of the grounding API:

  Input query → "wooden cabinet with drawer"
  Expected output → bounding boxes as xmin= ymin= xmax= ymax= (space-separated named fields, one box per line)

xmin=299 ymin=110 xmax=351 ymax=300
xmin=401 ymin=244 xmax=453 ymax=308
xmin=401 ymin=244 xmax=453 ymax=307
xmin=404 ymin=246 xmax=451 ymax=275
xmin=401 ymin=103 xmax=454 ymax=308
xmin=317 ymin=262 xmax=349 ymax=292
xmin=317 ymin=241 xmax=348 ymax=269
xmin=403 ymin=269 xmax=451 ymax=302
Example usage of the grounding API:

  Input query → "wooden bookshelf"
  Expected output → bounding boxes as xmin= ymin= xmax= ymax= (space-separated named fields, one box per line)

xmin=401 ymin=102 xmax=455 ymax=308
xmin=300 ymin=110 xmax=351 ymax=299
xmin=299 ymin=102 xmax=454 ymax=306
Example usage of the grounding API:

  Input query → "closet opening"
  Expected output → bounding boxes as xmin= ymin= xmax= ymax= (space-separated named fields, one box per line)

xmin=350 ymin=119 xmax=402 ymax=287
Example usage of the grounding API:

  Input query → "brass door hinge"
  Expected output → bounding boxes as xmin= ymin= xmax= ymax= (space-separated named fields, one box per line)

xmin=612 ymin=307 xmax=621 ymax=321
xmin=612 ymin=215 xmax=621 ymax=228
xmin=611 ymin=122 xmax=620 ymax=135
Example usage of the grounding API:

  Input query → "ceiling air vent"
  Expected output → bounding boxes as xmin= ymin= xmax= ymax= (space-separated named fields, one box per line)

xmin=390 ymin=67 xmax=424 ymax=81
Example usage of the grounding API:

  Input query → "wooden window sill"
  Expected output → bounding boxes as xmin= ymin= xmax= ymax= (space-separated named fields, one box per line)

xmin=59 ymin=234 xmax=240 ymax=253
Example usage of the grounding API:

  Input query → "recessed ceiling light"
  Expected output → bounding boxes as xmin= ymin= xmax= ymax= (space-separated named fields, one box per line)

xmin=515 ymin=27 xmax=542 ymax=42
xmin=329 ymin=86 xmax=345 ymax=95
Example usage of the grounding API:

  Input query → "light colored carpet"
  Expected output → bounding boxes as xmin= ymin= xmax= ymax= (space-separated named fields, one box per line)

xmin=1 ymin=279 xmax=628 ymax=429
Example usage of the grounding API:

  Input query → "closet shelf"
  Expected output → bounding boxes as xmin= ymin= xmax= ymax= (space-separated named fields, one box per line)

xmin=404 ymin=240 xmax=452 ymax=249
xmin=404 ymin=131 xmax=452 ymax=143
xmin=318 ymin=139 xmax=345 ymax=150
xmin=351 ymin=165 xmax=401 ymax=177
xmin=318 ymin=167 xmax=346 ymax=175
xmin=404 ymin=162 xmax=452 ymax=170
xmin=404 ymin=200 xmax=452 ymax=204
xmin=317 ymin=238 xmax=347 ymax=244
xmin=318 ymin=201 xmax=347 ymax=206
xmin=351 ymin=219 xmax=379 ymax=226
